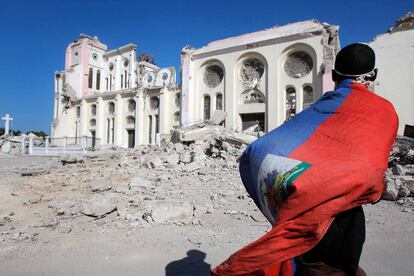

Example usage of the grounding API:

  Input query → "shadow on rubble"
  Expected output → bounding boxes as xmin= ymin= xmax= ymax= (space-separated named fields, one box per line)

xmin=165 ymin=249 xmax=211 ymax=276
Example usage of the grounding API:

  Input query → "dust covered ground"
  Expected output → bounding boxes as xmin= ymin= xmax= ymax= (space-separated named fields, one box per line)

xmin=0 ymin=149 xmax=413 ymax=276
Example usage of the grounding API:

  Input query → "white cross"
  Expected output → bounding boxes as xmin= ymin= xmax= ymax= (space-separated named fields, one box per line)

xmin=2 ymin=114 xmax=13 ymax=135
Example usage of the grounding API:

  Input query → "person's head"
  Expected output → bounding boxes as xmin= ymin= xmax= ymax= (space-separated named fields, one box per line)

xmin=332 ymin=43 xmax=377 ymax=84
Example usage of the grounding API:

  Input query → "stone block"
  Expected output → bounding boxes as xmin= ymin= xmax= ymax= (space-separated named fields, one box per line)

xmin=78 ymin=195 xmax=117 ymax=218
xmin=143 ymin=200 xmax=193 ymax=224
xmin=89 ymin=178 xmax=112 ymax=192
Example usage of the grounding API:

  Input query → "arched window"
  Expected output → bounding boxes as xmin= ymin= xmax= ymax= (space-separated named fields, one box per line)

xmin=108 ymin=102 xmax=115 ymax=115
xmin=109 ymin=74 xmax=112 ymax=91
xmin=284 ymin=51 xmax=313 ymax=79
xmin=121 ymin=74 xmax=124 ymax=89
xmin=96 ymin=70 xmax=101 ymax=90
xmin=173 ymin=112 xmax=180 ymax=126
xmin=286 ymin=87 xmax=296 ymax=119
xmin=105 ymin=78 xmax=109 ymax=90
xmin=126 ymin=116 xmax=135 ymax=125
xmin=90 ymin=104 xmax=97 ymax=117
xmin=111 ymin=118 xmax=115 ymax=143
xmin=203 ymin=65 xmax=224 ymax=88
xmin=174 ymin=93 xmax=180 ymax=107
xmin=150 ymin=97 xmax=160 ymax=110
xmin=155 ymin=115 xmax=159 ymax=134
xmin=148 ymin=115 xmax=153 ymax=144
xmin=125 ymin=70 xmax=128 ymax=88
xmin=240 ymin=58 xmax=265 ymax=90
xmin=106 ymin=119 xmax=110 ymax=143
xmin=303 ymin=86 xmax=313 ymax=109
xmin=216 ymin=93 xmax=223 ymax=110
xmin=88 ymin=68 xmax=93 ymax=89
xmin=203 ymin=95 xmax=211 ymax=120
xmin=76 ymin=106 xmax=81 ymax=118
xmin=127 ymin=99 xmax=136 ymax=113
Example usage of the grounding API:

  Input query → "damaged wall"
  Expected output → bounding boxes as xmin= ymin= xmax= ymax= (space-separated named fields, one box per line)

xmin=180 ymin=20 xmax=340 ymax=132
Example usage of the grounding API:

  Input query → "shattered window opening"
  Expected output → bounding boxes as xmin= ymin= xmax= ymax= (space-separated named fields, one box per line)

xmin=286 ymin=87 xmax=296 ymax=119
xmin=240 ymin=58 xmax=264 ymax=90
xmin=88 ymin=68 xmax=93 ymax=89
xmin=174 ymin=93 xmax=180 ymax=108
xmin=150 ymin=97 xmax=160 ymax=110
xmin=216 ymin=93 xmax=223 ymax=110
xmin=108 ymin=102 xmax=115 ymax=115
xmin=241 ymin=89 xmax=266 ymax=104
xmin=76 ymin=106 xmax=81 ymax=118
xmin=203 ymin=65 xmax=224 ymax=88
xmin=284 ymin=51 xmax=313 ymax=79
xmin=96 ymin=70 xmax=101 ymax=90
xmin=303 ymin=86 xmax=314 ymax=109
xmin=126 ymin=116 xmax=135 ymax=125
xmin=90 ymin=104 xmax=97 ymax=117
xmin=173 ymin=112 xmax=180 ymax=126
xmin=203 ymin=95 xmax=211 ymax=120
xmin=127 ymin=99 xmax=136 ymax=113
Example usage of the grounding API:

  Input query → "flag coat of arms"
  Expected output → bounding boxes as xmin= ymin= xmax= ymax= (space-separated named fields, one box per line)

xmin=212 ymin=80 xmax=398 ymax=275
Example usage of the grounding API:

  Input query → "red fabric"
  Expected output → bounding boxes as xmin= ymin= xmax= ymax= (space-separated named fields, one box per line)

xmin=212 ymin=83 xmax=398 ymax=275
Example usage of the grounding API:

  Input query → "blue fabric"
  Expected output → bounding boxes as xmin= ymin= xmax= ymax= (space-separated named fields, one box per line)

xmin=240 ymin=79 xmax=354 ymax=207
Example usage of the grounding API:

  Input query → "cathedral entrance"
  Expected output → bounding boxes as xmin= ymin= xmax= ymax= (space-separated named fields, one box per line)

xmin=240 ymin=113 xmax=265 ymax=132
xmin=127 ymin=129 xmax=135 ymax=148
xmin=89 ymin=130 xmax=96 ymax=148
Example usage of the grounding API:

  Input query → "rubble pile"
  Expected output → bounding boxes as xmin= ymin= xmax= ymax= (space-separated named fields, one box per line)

xmin=0 ymin=135 xmax=22 ymax=155
xmin=0 ymin=125 xmax=262 ymax=246
xmin=2 ymin=123 xmax=414 ymax=250
xmin=383 ymin=136 xmax=414 ymax=210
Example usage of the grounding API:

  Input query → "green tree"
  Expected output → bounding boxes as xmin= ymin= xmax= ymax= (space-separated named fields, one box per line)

xmin=26 ymin=131 xmax=48 ymax=138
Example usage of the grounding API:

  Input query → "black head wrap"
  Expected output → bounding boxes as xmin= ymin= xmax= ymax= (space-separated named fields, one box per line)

xmin=334 ymin=43 xmax=375 ymax=76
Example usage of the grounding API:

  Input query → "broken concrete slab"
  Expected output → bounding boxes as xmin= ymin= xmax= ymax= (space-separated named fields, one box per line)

xmin=89 ymin=178 xmax=112 ymax=192
xmin=128 ymin=176 xmax=156 ymax=191
xmin=174 ymin=126 xmax=225 ymax=143
xmin=207 ymin=110 xmax=227 ymax=125
xmin=224 ymin=132 xmax=257 ymax=145
xmin=77 ymin=195 xmax=117 ymax=218
xmin=143 ymin=200 xmax=193 ymax=225
xmin=60 ymin=154 xmax=85 ymax=165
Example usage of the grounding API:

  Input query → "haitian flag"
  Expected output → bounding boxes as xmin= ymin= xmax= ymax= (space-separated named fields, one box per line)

xmin=212 ymin=79 xmax=398 ymax=276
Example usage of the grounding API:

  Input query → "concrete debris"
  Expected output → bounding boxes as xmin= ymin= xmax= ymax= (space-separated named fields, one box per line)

xmin=207 ymin=110 xmax=227 ymax=126
xmin=89 ymin=178 xmax=112 ymax=192
xmin=0 ymin=136 xmax=22 ymax=155
xmin=128 ymin=176 xmax=156 ymax=191
xmin=21 ymin=169 xmax=50 ymax=177
xmin=61 ymin=154 xmax=85 ymax=165
xmin=48 ymin=199 xmax=80 ymax=215
xmin=1 ymin=130 xmax=413 ymax=253
xmin=224 ymin=132 xmax=257 ymax=146
xmin=143 ymin=200 xmax=193 ymax=225
xmin=78 ymin=195 xmax=117 ymax=218
xmin=383 ymin=136 xmax=414 ymax=202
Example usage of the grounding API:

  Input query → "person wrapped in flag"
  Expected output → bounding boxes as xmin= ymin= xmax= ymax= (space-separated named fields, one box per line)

xmin=212 ymin=43 xmax=398 ymax=276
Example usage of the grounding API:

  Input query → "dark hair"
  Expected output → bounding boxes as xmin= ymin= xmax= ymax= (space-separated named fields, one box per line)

xmin=333 ymin=43 xmax=377 ymax=82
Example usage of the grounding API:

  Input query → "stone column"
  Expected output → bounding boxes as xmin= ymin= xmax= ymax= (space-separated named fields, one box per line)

xmin=159 ymin=88 xmax=168 ymax=138
xmin=80 ymin=99 xmax=88 ymax=137
xmin=266 ymin=53 xmax=279 ymax=131
xmin=224 ymin=59 xmax=235 ymax=130
xmin=96 ymin=96 xmax=104 ymax=145
xmin=135 ymin=90 xmax=145 ymax=146
xmin=130 ymin=55 xmax=136 ymax=89
xmin=115 ymin=57 xmax=122 ymax=91
xmin=114 ymin=94 xmax=123 ymax=146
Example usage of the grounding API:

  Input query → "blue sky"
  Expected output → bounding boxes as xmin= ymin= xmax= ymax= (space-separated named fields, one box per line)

xmin=0 ymin=0 xmax=412 ymax=134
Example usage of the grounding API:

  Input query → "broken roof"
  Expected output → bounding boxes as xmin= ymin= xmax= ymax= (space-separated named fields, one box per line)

xmin=191 ymin=20 xmax=338 ymax=56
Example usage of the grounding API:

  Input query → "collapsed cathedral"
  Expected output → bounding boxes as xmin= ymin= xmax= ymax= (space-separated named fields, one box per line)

xmin=51 ymin=14 xmax=414 ymax=148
